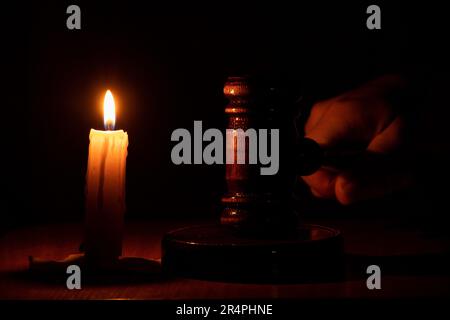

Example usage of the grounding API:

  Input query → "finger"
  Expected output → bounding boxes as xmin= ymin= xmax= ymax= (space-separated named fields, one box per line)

xmin=305 ymin=100 xmax=372 ymax=148
xmin=334 ymin=159 xmax=414 ymax=205
xmin=367 ymin=116 xmax=405 ymax=154
xmin=305 ymin=97 xmax=396 ymax=148
xmin=301 ymin=168 xmax=338 ymax=199
xmin=304 ymin=100 xmax=332 ymax=133
xmin=305 ymin=113 xmax=357 ymax=147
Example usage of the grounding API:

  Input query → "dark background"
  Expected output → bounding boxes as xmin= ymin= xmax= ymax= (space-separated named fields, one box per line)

xmin=3 ymin=1 xmax=450 ymax=231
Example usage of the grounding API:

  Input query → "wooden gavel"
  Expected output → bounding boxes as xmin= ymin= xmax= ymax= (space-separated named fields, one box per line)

xmin=161 ymin=76 xmax=346 ymax=282
xmin=220 ymin=76 xmax=363 ymax=233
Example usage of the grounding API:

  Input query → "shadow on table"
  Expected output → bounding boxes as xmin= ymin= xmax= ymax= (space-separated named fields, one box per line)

xmin=8 ymin=256 xmax=164 ymax=286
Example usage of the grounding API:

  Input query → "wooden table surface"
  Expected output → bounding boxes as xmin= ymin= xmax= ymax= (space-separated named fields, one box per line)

xmin=1 ymin=218 xmax=450 ymax=300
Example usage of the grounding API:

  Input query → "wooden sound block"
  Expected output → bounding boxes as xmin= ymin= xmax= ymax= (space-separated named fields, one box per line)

xmin=162 ymin=224 xmax=344 ymax=283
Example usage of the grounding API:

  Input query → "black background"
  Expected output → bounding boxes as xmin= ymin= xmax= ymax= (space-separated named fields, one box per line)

xmin=3 ymin=1 xmax=450 ymax=231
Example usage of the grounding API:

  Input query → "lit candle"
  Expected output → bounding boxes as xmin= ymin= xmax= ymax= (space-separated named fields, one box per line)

xmin=84 ymin=90 xmax=128 ymax=264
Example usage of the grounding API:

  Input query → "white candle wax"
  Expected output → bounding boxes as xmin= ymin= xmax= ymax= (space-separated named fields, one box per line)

xmin=84 ymin=91 xmax=128 ymax=263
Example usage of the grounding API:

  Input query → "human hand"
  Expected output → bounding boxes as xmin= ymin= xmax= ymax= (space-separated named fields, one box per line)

xmin=301 ymin=75 xmax=415 ymax=204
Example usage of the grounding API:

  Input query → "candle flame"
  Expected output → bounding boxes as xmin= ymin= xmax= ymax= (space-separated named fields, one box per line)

xmin=104 ymin=90 xmax=116 ymax=130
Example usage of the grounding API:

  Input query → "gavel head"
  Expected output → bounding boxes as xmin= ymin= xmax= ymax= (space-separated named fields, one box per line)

xmin=220 ymin=75 xmax=321 ymax=235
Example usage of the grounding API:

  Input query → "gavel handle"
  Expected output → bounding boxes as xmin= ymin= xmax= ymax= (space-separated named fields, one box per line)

xmin=296 ymin=138 xmax=368 ymax=176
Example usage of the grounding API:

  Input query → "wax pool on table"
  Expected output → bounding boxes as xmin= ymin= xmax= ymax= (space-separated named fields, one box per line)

xmin=84 ymin=90 xmax=128 ymax=263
